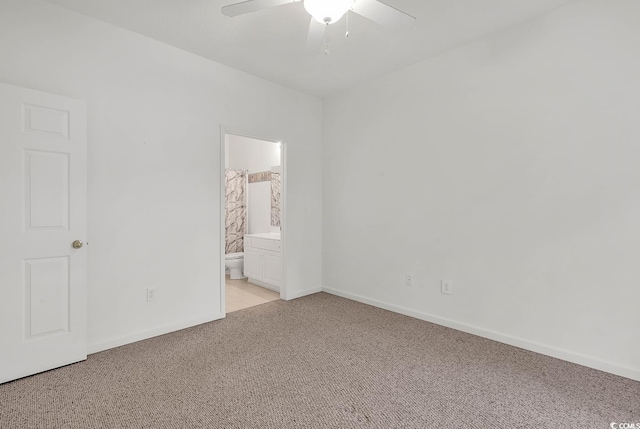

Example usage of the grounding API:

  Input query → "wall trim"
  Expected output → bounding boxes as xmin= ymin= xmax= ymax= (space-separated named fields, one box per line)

xmin=247 ymin=277 xmax=280 ymax=293
xmin=88 ymin=313 xmax=223 ymax=355
xmin=285 ymin=286 xmax=322 ymax=301
xmin=322 ymin=286 xmax=640 ymax=382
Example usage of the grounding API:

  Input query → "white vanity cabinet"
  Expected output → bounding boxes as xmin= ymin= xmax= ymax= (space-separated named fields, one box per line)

xmin=244 ymin=234 xmax=281 ymax=292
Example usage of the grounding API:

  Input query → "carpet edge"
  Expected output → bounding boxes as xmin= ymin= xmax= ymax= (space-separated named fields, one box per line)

xmin=322 ymin=285 xmax=640 ymax=382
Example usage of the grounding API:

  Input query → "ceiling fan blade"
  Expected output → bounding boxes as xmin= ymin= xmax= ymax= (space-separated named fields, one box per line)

xmin=351 ymin=0 xmax=416 ymax=31
xmin=304 ymin=18 xmax=327 ymax=54
xmin=222 ymin=0 xmax=298 ymax=17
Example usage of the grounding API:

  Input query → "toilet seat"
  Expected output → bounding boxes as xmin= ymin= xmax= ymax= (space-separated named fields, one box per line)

xmin=225 ymin=252 xmax=244 ymax=260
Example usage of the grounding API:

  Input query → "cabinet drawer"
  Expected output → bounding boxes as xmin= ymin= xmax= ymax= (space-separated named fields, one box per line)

xmin=251 ymin=237 xmax=280 ymax=253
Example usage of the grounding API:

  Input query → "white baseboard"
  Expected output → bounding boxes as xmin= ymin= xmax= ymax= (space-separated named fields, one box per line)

xmin=285 ymin=286 xmax=322 ymax=301
xmin=88 ymin=312 xmax=223 ymax=355
xmin=322 ymin=286 xmax=640 ymax=382
xmin=247 ymin=277 xmax=280 ymax=293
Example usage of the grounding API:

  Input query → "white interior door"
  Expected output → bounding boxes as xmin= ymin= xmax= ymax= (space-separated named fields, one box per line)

xmin=0 ymin=82 xmax=87 ymax=384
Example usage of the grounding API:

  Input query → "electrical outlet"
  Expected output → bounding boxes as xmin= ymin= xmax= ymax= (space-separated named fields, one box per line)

xmin=441 ymin=280 xmax=452 ymax=295
xmin=405 ymin=274 xmax=413 ymax=287
xmin=147 ymin=288 xmax=157 ymax=302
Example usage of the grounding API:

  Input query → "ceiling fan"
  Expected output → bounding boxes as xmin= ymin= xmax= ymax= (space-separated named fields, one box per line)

xmin=222 ymin=0 xmax=416 ymax=53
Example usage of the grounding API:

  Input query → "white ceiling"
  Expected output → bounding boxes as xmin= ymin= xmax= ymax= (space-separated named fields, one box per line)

xmin=43 ymin=0 xmax=577 ymax=97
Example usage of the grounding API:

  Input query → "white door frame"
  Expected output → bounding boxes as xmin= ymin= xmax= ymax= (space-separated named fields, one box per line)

xmin=219 ymin=127 xmax=287 ymax=317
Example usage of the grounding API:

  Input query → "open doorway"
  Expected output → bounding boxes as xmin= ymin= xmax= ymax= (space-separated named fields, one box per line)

xmin=221 ymin=133 xmax=285 ymax=314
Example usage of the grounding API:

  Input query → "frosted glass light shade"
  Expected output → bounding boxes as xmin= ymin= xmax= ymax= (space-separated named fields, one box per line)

xmin=304 ymin=0 xmax=354 ymax=24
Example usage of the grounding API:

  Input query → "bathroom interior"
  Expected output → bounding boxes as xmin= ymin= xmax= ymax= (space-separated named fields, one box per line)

xmin=224 ymin=134 xmax=283 ymax=313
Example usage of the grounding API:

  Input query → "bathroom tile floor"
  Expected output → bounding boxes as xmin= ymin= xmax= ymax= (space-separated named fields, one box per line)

xmin=225 ymin=275 xmax=280 ymax=313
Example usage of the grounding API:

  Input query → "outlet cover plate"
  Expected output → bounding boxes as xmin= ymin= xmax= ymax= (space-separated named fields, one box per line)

xmin=441 ymin=280 xmax=452 ymax=295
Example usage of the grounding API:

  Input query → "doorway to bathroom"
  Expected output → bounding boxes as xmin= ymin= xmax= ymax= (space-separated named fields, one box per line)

xmin=220 ymin=132 xmax=285 ymax=315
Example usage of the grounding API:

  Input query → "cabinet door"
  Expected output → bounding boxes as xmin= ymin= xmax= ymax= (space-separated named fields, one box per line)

xmin=263 ymin=253 xmax=282 ymax=287
xmin=243 ymin=249 xmax=262 ymax=280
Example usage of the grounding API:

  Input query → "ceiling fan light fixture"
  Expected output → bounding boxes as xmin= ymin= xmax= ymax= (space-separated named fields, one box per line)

xmin=304 ymin=0 xmax=354 ymax=24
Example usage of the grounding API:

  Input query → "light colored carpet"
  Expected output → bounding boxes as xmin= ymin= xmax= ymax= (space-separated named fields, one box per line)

xmin=1 ymin=293 xmax=638 ymax=428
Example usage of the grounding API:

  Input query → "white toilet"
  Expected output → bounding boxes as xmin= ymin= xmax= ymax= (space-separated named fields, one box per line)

xmin=225 ymin=252 xmax=244 ymax=279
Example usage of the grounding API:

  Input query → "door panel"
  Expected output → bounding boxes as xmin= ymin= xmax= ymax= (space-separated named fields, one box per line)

xmin=25 ymin=256 xmax=70 ymax=338
xmin=0 ymin=82 xmax=87 ymax=384
xmin=25 ymin=150 xmax=70 ymax=230
xmin=23 ymin=104 xmax=70 ymax=138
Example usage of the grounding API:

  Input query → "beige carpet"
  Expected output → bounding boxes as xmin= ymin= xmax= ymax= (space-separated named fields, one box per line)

xmin=1 ymin=293 xmax=638 ymax=428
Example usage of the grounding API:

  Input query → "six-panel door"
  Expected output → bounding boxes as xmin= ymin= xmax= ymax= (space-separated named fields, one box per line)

xmin=0 ymin=82 xmax=87 ymax=384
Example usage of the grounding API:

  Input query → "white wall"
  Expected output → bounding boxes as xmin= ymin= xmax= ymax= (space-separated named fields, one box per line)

xmin=227 ymin=135 xmax=281 ymax=173
xmin=0 ymin=0 xmax=323 ymax=352
xmin=227 ymin=135 xmax=281 ymax=234
xmin=323 ymin=0 xmax=640 ymax=381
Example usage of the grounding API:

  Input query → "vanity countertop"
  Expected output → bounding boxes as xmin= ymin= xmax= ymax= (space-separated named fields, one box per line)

xmin=245 ymin=232 xmax=281 ymax=241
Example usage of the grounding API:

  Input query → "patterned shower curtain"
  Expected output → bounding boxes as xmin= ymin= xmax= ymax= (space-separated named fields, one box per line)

xmin=225 ymin=169 xmax=247 ymax=254
xmin=270 ymin=172 xmax=281 ymax=227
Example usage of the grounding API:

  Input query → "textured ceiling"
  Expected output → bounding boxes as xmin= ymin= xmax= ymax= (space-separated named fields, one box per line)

xmin=43 ymin=0 xmax=577 ymax=97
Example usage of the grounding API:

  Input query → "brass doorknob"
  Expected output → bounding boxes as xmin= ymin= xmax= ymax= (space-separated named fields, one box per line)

xmin=72 ymin=240 xmax=83 ymax=249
